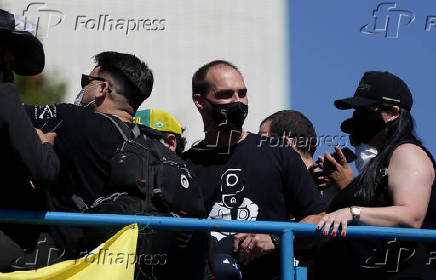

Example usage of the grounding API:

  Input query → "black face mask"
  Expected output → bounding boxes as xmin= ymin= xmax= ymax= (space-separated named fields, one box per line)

xmin=341 ymin=118 xmax=362 ymax=146
xmin=341 ymin=109 xmax=386 ymax=144
xmin=205 ymin=99 xmax=248 ymax=131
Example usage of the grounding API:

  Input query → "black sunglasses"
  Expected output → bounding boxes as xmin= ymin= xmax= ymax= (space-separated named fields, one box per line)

xmin=81 ymin=74 xmax=105 ymax=87
xmin=81 ymin=74 xmax=112 ymax=93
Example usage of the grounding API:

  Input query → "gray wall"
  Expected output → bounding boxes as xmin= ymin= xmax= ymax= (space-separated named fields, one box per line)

xmin=4 ymin=0 xmax=288 ymax=147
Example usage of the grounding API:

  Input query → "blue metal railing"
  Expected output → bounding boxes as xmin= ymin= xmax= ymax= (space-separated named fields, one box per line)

xmin=1 ymin=209 xmax=436 ymax=280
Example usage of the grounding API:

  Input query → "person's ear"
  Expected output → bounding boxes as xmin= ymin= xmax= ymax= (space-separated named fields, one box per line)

xmin=165 ymin=134 xmax=177 ymax=153
xmin=193 ymin=93 xmax=205 ymax=110
xmin=387 ymin=105 xmax=400 ymax=122
xmin=93 ymin=82 xmax=106 ymax=98
xmin=95 ymin=82 xmax=112 ymax=102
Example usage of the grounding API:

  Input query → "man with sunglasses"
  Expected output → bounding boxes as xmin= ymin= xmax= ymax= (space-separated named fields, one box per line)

xmin=22 ymin=51 xmax=154 ymax=258
xmin=74 ymin=74 xmax=112 ymax=107
xmin=25 ymin=54 xmax=212 ymax=279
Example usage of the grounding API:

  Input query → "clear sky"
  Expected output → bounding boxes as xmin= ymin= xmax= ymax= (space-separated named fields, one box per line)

xmin=289 ymin=0 xmax=436 ymax=160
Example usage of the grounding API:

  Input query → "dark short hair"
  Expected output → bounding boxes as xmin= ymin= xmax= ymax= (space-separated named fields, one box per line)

xmin=94 ymin=51 xmax=153 ymax=111
xmin=192 ymin=60 xmax=241 ymax=97
xmin=261 ymin=110 xmax=317 ymax=156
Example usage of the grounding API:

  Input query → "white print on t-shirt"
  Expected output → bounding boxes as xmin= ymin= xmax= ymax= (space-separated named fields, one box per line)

xmin=360 ymin=238 xmax=415 ymax=272
xmin=36 ymin=105 xmax=57 ymax=120
xmin=180 ymin=174 xmax=189 ymax=189
xmin=208 ymin=168 xmax=259 ymax=241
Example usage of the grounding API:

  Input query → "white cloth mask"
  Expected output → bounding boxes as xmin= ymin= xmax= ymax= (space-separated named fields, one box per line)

xmin=355 ymin=143 xmax=378 ymax=173
xmin=73 ymin=88 xmax=85 ymax=105
xmin=73 ymin=82 xmax=103 ymax=106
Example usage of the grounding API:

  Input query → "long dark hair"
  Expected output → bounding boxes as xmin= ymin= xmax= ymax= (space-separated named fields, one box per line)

xmin=353 ymin=108 xmax=418 ymax=205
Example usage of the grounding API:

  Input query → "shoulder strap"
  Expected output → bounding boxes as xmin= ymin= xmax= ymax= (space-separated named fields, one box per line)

xmin=95 ymin=112 xmax=131 ymax=141
xmin=131 ymin=125 xmax=141 ymax=138
xmin=96 ymin=112 xmax=156 ymax=142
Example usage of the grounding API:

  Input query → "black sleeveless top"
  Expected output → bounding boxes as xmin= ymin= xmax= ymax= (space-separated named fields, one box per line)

xmin=314 ymin=136 xmax=436 ymax=280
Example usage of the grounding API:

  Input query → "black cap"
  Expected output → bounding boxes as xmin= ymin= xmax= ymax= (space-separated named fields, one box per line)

xmin=0 ymin=9 xmax=45 ymax=76
xmin=335 ymin=71 xmax=413 ymax=111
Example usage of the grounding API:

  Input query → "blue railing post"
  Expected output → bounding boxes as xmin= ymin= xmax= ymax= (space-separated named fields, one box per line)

xmin=281 ymin=230 xmax=294 ymax=280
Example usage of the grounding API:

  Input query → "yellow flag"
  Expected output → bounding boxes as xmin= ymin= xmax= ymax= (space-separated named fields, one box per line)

xmin=0 ymin=224 xmax=138 ymax=280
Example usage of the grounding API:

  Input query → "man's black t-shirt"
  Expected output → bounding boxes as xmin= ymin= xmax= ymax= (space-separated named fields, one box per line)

xmin=183 ymin=133 xmax=326 ymax=279
xmin=24 ymin=103 xmax=126 ymax=211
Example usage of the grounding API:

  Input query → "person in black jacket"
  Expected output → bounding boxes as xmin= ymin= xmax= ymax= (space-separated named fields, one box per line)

xmin=24 ymin=51 xmax=154 ymax=213
xmin=0 ymin=9 xmax=60 ymax=271
xmin=25 ymin=52 xmax=209 ymax=280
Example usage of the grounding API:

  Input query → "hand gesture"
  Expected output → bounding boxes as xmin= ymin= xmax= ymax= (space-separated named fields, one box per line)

xmin=323 ymin=146 xmax=354 ymax=190
xmin=233 ymin=233 xmax=275 ymax=266
xmin=35 ymin=128 xmax=56 ymax=145
xmin=309 ymin=162 xmax=329 ymax=190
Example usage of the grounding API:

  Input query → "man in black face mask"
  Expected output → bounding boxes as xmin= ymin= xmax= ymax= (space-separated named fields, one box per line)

xmin=183 ymin=60 xmax=326 ymax=280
